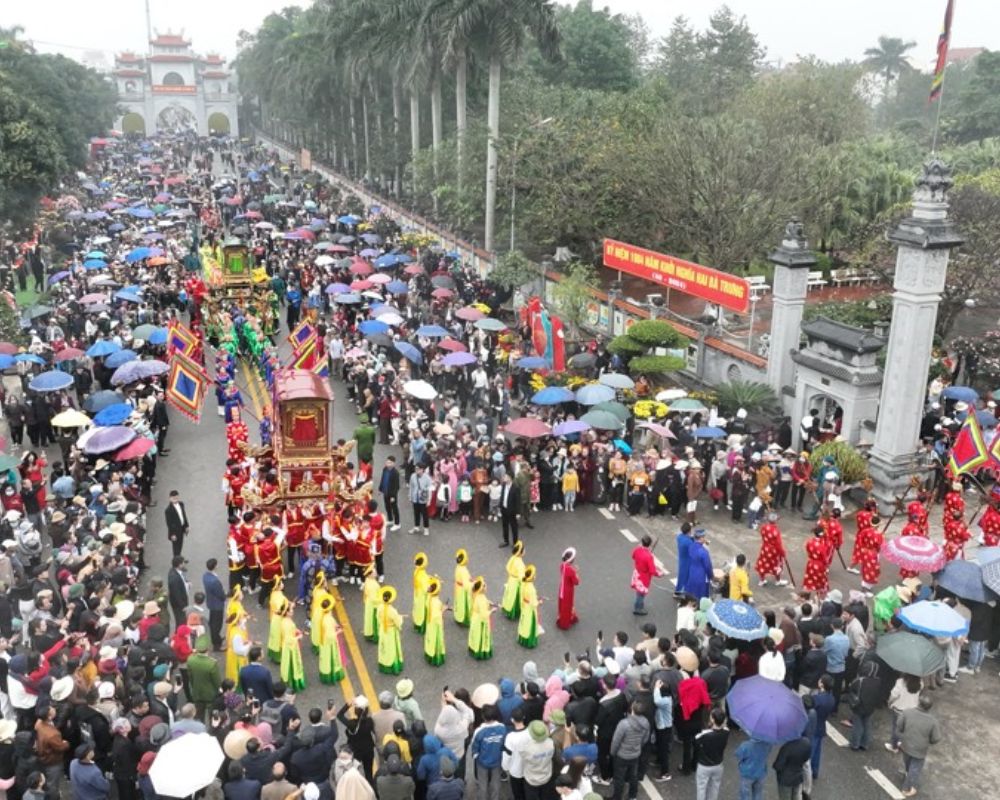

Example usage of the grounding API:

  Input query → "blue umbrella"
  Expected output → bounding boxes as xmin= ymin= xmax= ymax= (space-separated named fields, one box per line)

xmin=360 ymin=233 xmax=382 ymax=244
xmin=553 ymin=420 xmax=591 ymax=437
xmin=128 ymin=207 xmax=154 ymax=219
xmin=934 ymin=559 xmax=997 ymax=603
xmin=93 ymin=403 xmax=134 ymax=426
xmin=441 ymin=351 xmax=477 ymax=367
xmin=83 ymin=425 xmax=136 ymax=454
xmin=14 ymin=353 xmax=45 ymax=365
xmin=83 ymin=390 xmax=126 ymax=413
xmin=28 ymin=371 xmax=74 ymax=392
xmin=975 ymin=547 xmax=1000 ymax=565
xmin=899 ymin=600 xmax=970 ymax=637
xmin=515 ymin=356 xmax=549 ymax=370
xmin=83 ymin=211 xmax=109 ymax=221
xmin=125 ymin=247 xmax=152 ymax=263
xmin=975 ymin=410 xmax=998 ymax=428
xmin=694 ymin=426 xmax=728 ymax=439
xmin=108 ymin=223 xmax=125 ymax=233
xmin=394 ymin=341 xmax=423 ymax=365
xmin=110 ymin=361 xmax=148 ymax=386
xmin=334 ymin=293 xmax=362 ymax=304
xmin=727 ymin=677 xmax=808 ymax=744
xmin=83 ymin=259 xmax=107 ymax=270
xmin=941 ymin=385 xmax=978 ymax=403
xmin=85 ymin=251 xmax=108 ymax=260
xmin=707 ymin=599 xmax=769 ymax=640
xmin=337 ymin=214 xmax=361 ymax=225
xmin=416 ymin=325 xmax=448 ymax=338
xmin=394 ymin=253 xmax=414 ymax=264
xmin=612 ymin=439 xmax=632 ymax=455
xmin=375 ymin=254 xmax=403 ymax=268
xmin=104 ymin=349 xmax=138 ymax=368
xmin=115 ymin=290 xmax=142 ymax=304
xmin=0 ymin=355 xmax=14 ymax=370
xmin=359 ymin=320 xmax=389 ymax=336
xmin=532 ymin=386 xmax=575 ymax=405
xmin=575 ymin=384 xmax=615 ymax=405
xmin=386 ymin=280 xmax=409 ymax=295
xmin=147 ymin=328 xmax=168 ymax=346
xmin=86 ymin=340 xmax=121 ymax=358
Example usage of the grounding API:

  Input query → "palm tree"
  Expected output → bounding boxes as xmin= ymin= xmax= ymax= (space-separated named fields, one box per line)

xmin=864 ymin=36 xmax=916 ymax=106
xmin=425 ymin=0 xmax=561 ymax=253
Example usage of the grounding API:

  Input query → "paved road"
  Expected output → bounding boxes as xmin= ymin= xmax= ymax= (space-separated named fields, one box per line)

xmin=125 ymin=331 xmax=1000 ymax=800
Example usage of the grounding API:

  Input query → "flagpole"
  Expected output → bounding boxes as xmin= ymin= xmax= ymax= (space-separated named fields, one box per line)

xmin=931 ymin=66 xmax=947 ymax=154
xmin=930 ymin=0 xmax=956 ymax=154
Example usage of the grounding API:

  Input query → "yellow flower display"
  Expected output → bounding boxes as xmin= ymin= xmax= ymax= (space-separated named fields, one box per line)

xmin=633 ymin=400 xmax=669 ymax=419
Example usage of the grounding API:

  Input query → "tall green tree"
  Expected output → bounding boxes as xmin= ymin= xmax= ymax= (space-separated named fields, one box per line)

xmin=863 ymin=35 xmax=916 ymax=106
xmin=950 ymin=51 xmax=1000 ymax=144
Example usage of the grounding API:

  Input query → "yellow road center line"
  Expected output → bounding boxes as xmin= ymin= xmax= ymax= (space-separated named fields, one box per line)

xmin=331 ymin=585 xmax=379 ymax=705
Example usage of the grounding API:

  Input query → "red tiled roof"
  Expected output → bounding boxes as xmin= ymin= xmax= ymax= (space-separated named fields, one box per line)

xmin=113 ymin=69 xmax=146 ymax=78
xmin=201 ymin=70 xmax=229 ymax=79
xmin=204 ymin=53 xmax=224 ymax=64
xmin=117 ymin=52 xmax=143 ymax=63
xmin=151 ymin=34 xmax=189 ymax=46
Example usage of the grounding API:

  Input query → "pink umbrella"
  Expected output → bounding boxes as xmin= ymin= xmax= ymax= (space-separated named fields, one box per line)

xmin=455 ymin=307 xmax=486 ymax=321
xmin=54 ymin=348 xmax=86 ymax=363
xmin=349 ymin=262 xmax=373 ymax=276
xmin=80 ymin=294 xmax=107 ymax=304
xmin=438 ymin=338 xmax=467 ymax=353
xmin=882 ymin=536 xmax=947 ymax=573
xmin=0 ymin=343 xmax=17 ymax=356
xmin=351 ymin=280 xmax=374 ymax=291
xmin=432 ymin=287 xmax=454 ymax=299
xmin=245 ymin=210 xmax=263 ymax=220
xmin=504 ymin=417 xmax=553 ymax=439
xmin=328 ymin=244 xmax=352 ymax=253
xmin=368 ymin=274 xmax=392 ymax=285
xmin=345 ymin=347 xmax=367 ymax=358
xmin=639 ymin=421 xmax=677 ymax=440
xmin=114 ymin=437 xmax=156 ymax=461
xmin=403 ymin=265 xmax=424 ymax=276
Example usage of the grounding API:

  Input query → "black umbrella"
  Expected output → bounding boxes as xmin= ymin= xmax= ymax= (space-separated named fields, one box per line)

xmin=59 ymin=242 xmax=83 ymax=254
xmin=569 ymin=352 xmax=597 ymax=368
xmin=368 ymin=333 xmax=394 ymax=349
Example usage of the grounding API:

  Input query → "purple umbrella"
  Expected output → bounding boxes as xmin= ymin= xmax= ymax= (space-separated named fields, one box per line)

xmin=326 ymin=282 xmax=351 ymax=295
xmin=727 ymin=676 xmax=808 ymax=744
xmin=553 ymin=420 xmax=593 ymax=437
xmin=83 ymin=425 xmax=137 ymax=455
xmin=441 ymin=351 xmax=477 ymax=367
xmin=359 ymin=248 xmax=379 ymax=258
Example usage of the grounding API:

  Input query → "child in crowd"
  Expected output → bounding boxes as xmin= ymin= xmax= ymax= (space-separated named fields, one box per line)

xmin=562 ymin=465 xmax=580 ymax=512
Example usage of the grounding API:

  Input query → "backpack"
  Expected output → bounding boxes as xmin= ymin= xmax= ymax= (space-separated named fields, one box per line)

xmin=259 ymin=699 xmax=288 ymax=728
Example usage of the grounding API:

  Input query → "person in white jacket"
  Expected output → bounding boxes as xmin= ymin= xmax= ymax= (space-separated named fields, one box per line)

xmin=757 ymin=631 xmax=786 ymax=682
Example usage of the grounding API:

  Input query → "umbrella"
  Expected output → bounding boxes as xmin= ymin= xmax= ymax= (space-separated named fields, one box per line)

xmin=431 ymin=275 xmax=456 ymax=289
xmin=881 ymin=536 xmax=946 ymax=573
xmin=531 ymin=387 xmax=574 ymax=405
xmin=80 ymin=293 xmax=107 ymax=304
xmin=975 ymin=410 xmax=998 ymax=428
xmin=727 ymin=677 xmax=808 ymax=744
xmin=132 ymin=324 xmax=159 ymax=340
xmin=438 ymin=338 xmax=466 ymax=353
xmin=326 ymin=282 xmax=351 ymax=295
xmin=114 ymin=437 xmax=156 ymax=461
xmin=899 ymin=600 xmax=970 ymax=637
xmin=368 ymin=274 xmax=392 ymax=285
xmin=0 ymin=355 xmax=12 ymax=370
xmin=376 ymin=312 xmax=405 ymax=326
xmin=568 ymin=352 xmax=596 ymax=368
xmin=110 ymin=361 xmax=154 ymax=386
xmin=455 ymin=307 xmax=486 ymax=322
xmin=29 ymin=371 xmax=74 ymax=392
xmin=150 ymin=733 xmax=225 ymax=798
xmin=48 ymin=271 xmax=71 ymax=285
xmin=115 ymin=290 xmax=142 ymax=304
xmin=934 ymin=559 xmax=996 ymax=603
xmin=515 ymin=356 xmax=548 ymax=370
xmin=24 ymin=304 xmax=52 ymax=319
xmin=707 ymin=599 xmax=769 ymax=640
xmin=431 ymin=287 xmax=455 ymax=299
xmin=85 ymin=251 xmax=108 ymax=260
xmin=360 ymin=248 xmax=380 ymax=258
xmin=0 ymin=343 xmax=17 ymax=355
xmin=86 ymin=340 xmax=121 ymax=358
xmin=403 ymin=264 xmax=424 ymax=276
xmin=599 ymin=373 xmax=635 ymax=390
xmin=580 ymin=410 xmax=623 ymax=430
xmin=591 ymin=401 xmax=631 ymax=421
xmin=575 ymin=384 xmax=616 ymax=405
xmin=53 ymin=348 xmax=85 ymax=363
xmin=148 ymin=328 xmax=168 ymax=346
xmin=876 ymin=631 xmax=946 ymax=676
xmin=386 ymin=280 xmax=409 ymax=295
xmin=394 ymin=342 xmax=423 ymax=364
xmin=941 ymin=385 xmax=978 ymax=403
xmin=981 ymin=559 xmax=1000 ymax=595
xmin=83 ymin=425 xmax=136 ymax=454
xmin=0 ymin=455 xmax=20 ymax=472
xmin=694 ymin=426 xmax=727 ymax=439
xmin=441 ymin=351 xmax=477 ymax=367
xmin=639 ymin=421 xmax=677 ymax=439
xmin=93 ymin=403 xmax=134 ymax=426
xmin=83 ymin=259 xmax=108 ymax=270
xmin=349 ymin=262 xmax=373 ymax=276
xmin=334 ymin=293 xmax=362 ymax=304
xmin=368 ymin=333 xmax=394 ymax=349
xmin=416 ymin=325 xmax=449 ymax=338
xmin=670 ymin=397 xmax=709 ymax=412
xmin=504 ymin=418 xmax=553 ymax=439
xmin=83 ymin=390 xmax=126 ymax=413
xmin=402 ymin=380 xmax=437 ymax=400
xmin=475 ymin=318 xmax=507 ymax=332
xmin=105 ymin=349 xmax=138 ymax=368
xmin=14 ymin=354 xmax=45 ymax=366
xmin=553 ymin=420 xmax=592 ymax=437
xmin=51 ymin=409 xmax=92 ymax=428
xmin=613 ymin=439 xmax=632 ymax=454
xmin=359 ymin=320 xmax=389 ymax=336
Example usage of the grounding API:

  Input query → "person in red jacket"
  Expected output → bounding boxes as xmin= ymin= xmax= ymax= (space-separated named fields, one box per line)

xmin=630 ymin=535 xmax=664 ymax=616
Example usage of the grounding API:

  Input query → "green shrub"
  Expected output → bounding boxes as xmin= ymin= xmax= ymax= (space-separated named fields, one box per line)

xmin=625 ymin=319 xmax=687 ymax=348
xmin=628 ymin=354 xmax=686 ymax=375
xmin=809 ymin=440 xmax=869 ymax=484
xmin=607 ymin=334 xmax=646 ymax=356
xmin=715 ymin=380 xmax=780 ymax=416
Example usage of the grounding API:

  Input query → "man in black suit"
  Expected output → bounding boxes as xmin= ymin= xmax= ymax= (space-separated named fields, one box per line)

xmin=165 ymin=489 xmax=189 ymax=557
xmin=150 ymin=389 xmax=171 ymax=455
xmin=499 ymin=471 xmax=521 ymax=548
xmin=167 ymin=555 xmax=191 ymax=631
xmin=379 ymin=456 xmax=401 ymax=532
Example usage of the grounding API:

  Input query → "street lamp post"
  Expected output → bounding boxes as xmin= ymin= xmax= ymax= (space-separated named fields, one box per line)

xmin=509 ymin=117 xmax=553 ymax=253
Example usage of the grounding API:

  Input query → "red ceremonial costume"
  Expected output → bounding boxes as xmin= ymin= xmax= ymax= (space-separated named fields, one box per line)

xmin=256 ymin=532 xmax=284 ymax=583
xmin=557 ymin=556 xmax=580 ymax=630
xmin=943 ymin=489 xmax=965 ymax=520
xmin=980 ymin=504 xmax=1000 ymax=547
xmin=285 ymin=505 xmax=309 ymax=552
xmin=755 ymin=522 xmax=786 ymax=580
xmin=851 ymin=508 xmax=875 ymax=568
xmin=857 ymin=522 xmax=884 ymax=586
xmin=802 ymin=534 xmax=830 ymax=594
xmin=943 ymin=513 xmax=970 ymax=562
xmin=226 ymin=420 xmax=249 ymax=461
xmin=906 ymin=500 xmax=929 ymax=536
xmin=821 ymin=516 xmax=843 ymax=564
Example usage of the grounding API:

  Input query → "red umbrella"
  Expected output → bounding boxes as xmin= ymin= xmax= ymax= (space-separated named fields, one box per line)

xmin=455 ymin=307 xmax=485 ymax=321
xmin=438 ymin=338 xmax=467 ymax=353
xmin=432 ymin=287 xmax=455 ymax=299
xmin=54 ymin=348 xmax=86 ymax=363
xmin=328 ymin=244 xmax=352 ymax=254
xmin=351 ymin=280 xmax=374 ymax=291
xmin=882 ymin=536 xmax=946 ymax=573
xmin=349 ymin=262 xmax=373 ymax=276
xmin=244 ymin=210 xmax=263 ymax=220
xmin=403 ymin=265 xmax=423 ymax=276
xmin=504 ymin=417 xmax=553 ymax=439
xmin=0 ymin=343 xmax=17 ymax=356
xmin=114 ymin=437 xmax=155 ymax=461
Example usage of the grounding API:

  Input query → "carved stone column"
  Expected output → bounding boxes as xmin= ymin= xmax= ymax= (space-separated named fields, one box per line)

xmin=766 ymin=219 xmax=816 ymax=399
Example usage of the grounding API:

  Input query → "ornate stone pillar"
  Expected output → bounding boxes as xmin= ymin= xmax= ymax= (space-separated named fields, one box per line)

xmin=868 ymin=158 xmax=963 ymax=506
xmin=766 ymin=218 xmax=816 ymax=399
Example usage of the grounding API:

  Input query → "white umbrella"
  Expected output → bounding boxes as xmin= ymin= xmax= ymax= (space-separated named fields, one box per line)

xmin=656 ymin=388 xmax=688 ymax=402
xmin=599 ymin=373 xmax=635 ymax=390
xmin=403 ymin=380 xmax=438 ymax=400
xmin=149 ymin=733 xmax=224 ymax=797
xmin=376 ymin=312 xmax=404 ymax=326
xmin=315 ymin=255 xmax=335 ymax=266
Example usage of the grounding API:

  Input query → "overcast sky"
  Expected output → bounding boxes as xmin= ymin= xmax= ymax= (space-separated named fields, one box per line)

xmin=5 ymin=0 xmax=999 ymax=69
